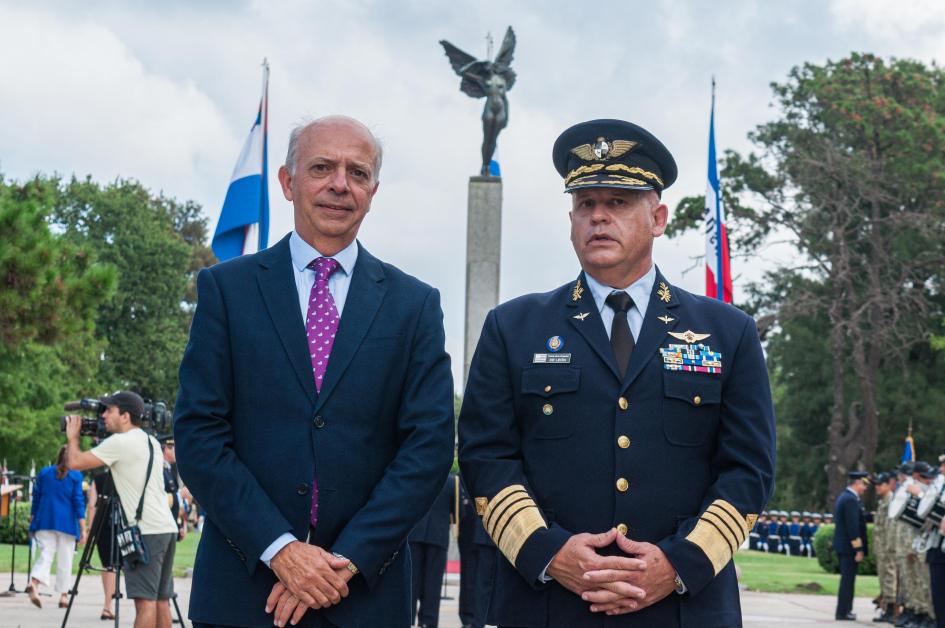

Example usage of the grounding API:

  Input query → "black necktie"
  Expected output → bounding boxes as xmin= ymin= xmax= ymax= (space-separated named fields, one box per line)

xmin=605 ymin=291 xmax=635 ymax=378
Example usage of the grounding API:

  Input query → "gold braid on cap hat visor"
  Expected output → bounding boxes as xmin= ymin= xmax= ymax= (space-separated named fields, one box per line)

xmin=568 ymin=175 xmax=648 ymax=188
xmin=564 ymin=163 xmax=664 ymax=188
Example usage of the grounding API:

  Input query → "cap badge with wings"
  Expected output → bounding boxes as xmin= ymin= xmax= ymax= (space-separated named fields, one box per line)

xmin=570 ymin=138 xmax=637 ymax=162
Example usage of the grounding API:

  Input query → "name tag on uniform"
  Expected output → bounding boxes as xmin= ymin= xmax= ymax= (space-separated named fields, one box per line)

xmin=533 ymin=353 xmax=572 ymax=364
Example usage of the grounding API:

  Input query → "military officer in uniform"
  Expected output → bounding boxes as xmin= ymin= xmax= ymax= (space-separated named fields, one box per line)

xmin=833 ymin=471 xmax=870 ymax=621
xmin=458 ymin=119 xmax=777 ymax=627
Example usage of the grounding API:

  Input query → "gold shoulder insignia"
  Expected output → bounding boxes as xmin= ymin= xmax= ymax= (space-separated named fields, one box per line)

xmin=571 ymin=279 xmax=585 ymax=302
xmin=657 ymin=282 xmax=672 ymax=303
xmin=668 ymin=330 xmax=711 ymax=344
xmin=608 ymin=139 xmax=637 ymax=158
xmin=570 ymin=144 xmax=596 ymax=161
xmin=657 ymin=315 xmax=675 ymax=324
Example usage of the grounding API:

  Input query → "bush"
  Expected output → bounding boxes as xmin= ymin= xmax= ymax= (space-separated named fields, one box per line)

xmin=0 ymin=501 xmax=30 ymax=544
xmin=813 ymin=523 xmax=876 ymax=575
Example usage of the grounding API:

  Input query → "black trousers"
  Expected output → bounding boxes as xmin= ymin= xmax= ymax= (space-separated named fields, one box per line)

xmin=929 ymin=558 xmax=945 ymax=628
xmin=410 ymin=541 xmax=447 ymax=627
xmin=458 ymin=531 xmax=479 ymax=626
xmin=836 ymin=554 xmax=857 ymax=618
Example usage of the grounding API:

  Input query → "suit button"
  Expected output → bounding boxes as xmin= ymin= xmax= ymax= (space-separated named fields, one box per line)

xmin=693 ymin=395 xmax=702 ymax=406
xmin=313 ymin=415 xmax=325 ymax=428
xmin=616 ymin=478 xmax=629 ymax=492
xmin=617 ymin=435 xmax=631 ymax=449
xmin=544 ymin=385 xmax=552 ymax=393
xmin=542 ymin=403 xmax=553 ymax=415
xmin=618 ymin=397 xmax=629 ymax=411
xmin=296 ymin=483 xmax=309 ymax=495
xmin=616 ymin=523 xmax=628 ymax=536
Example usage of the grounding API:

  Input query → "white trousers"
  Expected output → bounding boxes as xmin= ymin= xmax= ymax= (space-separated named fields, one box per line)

xmin=30 ymin=529 xmax=76 ymax=593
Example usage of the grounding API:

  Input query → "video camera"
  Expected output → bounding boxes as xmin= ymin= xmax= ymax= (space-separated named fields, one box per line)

xmin=59 ymin=397 xmax=171 ymax=438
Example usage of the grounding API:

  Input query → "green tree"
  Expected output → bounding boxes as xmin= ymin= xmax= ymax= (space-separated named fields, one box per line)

xmin=0 ymin=176 xmax=115 ymax=472
xmin=668 ymin=53 xmax=945 ymax=506
xmin=49 ymin=176 xmax=214 ymax=404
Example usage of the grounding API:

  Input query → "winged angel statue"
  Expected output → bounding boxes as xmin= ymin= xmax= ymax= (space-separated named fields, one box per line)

xmin=440 ymin=27 xmax=517 ymax=176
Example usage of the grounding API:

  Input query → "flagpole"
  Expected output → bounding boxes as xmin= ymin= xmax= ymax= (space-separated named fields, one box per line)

xmin=711 ymin=77 xmax=724 ymax=301
xmin=259 ymin=58 xmax=270 ymax=252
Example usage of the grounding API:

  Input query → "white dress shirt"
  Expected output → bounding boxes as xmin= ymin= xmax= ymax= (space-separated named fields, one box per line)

xmin=260 ymin=231 xmax=359 ymax=567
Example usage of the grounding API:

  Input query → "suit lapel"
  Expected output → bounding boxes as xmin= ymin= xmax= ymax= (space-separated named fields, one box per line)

xmin=256 ymin=234 xmax=317 ymax=406
xmin=565 ymin=272 xmax=621 ymax=381
xmin=313 ymin=243 xmax=387 ymax=414
xmin=622 ymin=268 xmax=682 ymax=389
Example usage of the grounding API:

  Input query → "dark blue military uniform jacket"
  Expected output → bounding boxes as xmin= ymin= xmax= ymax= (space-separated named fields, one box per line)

xmin=459 ymin=270 xmax=776 ymax=627
xmin=832 ymin=490 xmax=868 ymax=556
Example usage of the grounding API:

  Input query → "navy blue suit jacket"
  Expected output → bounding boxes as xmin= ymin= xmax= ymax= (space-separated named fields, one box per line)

xmin=459 ymin=270 xmax=776 ymax=627
xmin=174 ymin=235 xmax=454 ymax=627
xmin=832 ymin=489 xmax=868 ymax=556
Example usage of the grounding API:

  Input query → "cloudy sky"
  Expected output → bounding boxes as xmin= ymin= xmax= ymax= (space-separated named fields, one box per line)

xmin=2 ymin=0 xmax=944 ymax=388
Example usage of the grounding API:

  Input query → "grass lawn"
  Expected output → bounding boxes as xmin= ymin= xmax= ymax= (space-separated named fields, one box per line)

xmin=0 ymin=533 xmax=198 ymax=579
xmin=2 ymin=538 xmax=878 ymax=598
xmin=735 ymin=549 xmax=879 ymax=597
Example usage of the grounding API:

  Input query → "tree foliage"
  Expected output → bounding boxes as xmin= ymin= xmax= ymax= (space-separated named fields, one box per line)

xmin=668 ymin=53 xmax=945 ymax=508
xmin=0 ymin=174 xmax=213 ymax=473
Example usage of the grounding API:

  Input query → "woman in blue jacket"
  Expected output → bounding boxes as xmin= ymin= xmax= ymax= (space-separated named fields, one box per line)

xmin=27 ymin=445 xmax=87 ymax=608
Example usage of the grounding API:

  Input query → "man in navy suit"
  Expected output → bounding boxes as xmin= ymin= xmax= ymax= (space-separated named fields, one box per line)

xmin=832 ymin=471 xmax=869 ymax=621
xmin=174 ymin=116 xmax=454 ymax=628
xmin=459 ymin=119 xmax=776 ymax=627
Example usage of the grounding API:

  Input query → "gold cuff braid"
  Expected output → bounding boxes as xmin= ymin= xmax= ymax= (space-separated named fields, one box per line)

xmin=482 ymin=484 xmax=547 ymax=566
xmin=685 ymin=499 xmax=754 ymax=575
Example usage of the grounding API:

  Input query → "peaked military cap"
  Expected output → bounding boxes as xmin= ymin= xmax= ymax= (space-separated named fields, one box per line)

xmin=874 ymin=472 xmax=889 ymax=484
xmin=900 ymin=461 xmax=916 ymax=474
xmin=789 ymin=510 xmax=800 ymax=517
xmin=848 ymin=470 xmax=870 ymax=483
xmin=552 ymin=119 xmax=677 ymax=194
xmin=914 ymin=461 xmax=932 ymax=475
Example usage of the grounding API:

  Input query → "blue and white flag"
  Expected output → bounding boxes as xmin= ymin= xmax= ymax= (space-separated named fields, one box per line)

xmin=212 ymin=61 xmax=270 ymax=262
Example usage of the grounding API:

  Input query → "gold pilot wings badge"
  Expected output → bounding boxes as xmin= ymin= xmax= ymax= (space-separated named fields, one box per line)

xmin=668 ymin=330 xmax=711 ymax=344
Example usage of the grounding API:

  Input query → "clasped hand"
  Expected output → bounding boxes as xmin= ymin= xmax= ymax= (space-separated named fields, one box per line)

xmin=548 ymin=528 xmax=677 ymax=616
xmin=266 ymin=541 xmax=352 ymax=626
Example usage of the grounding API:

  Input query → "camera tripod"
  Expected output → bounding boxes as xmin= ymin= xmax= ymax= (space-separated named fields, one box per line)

xmin=0 ymin=474 xmax=36 ymax=599
xmin=60 ymin=472 xmax=186 ymax=627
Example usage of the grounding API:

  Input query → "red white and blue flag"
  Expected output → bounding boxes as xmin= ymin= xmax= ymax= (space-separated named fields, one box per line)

xmin=705 ymin=79 xmax=733 ymax=303
xmin=212 ymin=60 xmax=270 ymax=262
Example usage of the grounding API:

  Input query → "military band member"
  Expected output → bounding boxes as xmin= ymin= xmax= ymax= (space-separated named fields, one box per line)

xmin=927 ymin=451 xmax=945 ymax=628
xmin=872 ymin=472 xmax=897 ymax=623
xmin=833 ymin=471 xmax=869 ymax=621
xmin=458 ymin=119 xmax=776 ymax=627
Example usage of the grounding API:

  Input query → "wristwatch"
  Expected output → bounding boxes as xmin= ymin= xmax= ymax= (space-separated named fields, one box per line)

xmin=332 ymin=552 xmax=359 ymax=575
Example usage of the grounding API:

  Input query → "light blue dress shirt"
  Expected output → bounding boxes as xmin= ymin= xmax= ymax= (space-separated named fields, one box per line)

xmin=260 ymin=231 xmax=359 ymax=567
xmin=583 ymin=264 xmax=656 ymax=341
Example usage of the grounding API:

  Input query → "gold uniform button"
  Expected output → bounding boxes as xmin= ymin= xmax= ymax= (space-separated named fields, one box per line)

xmin=616 ymin=478 xmax=629 ymax=492
xmin=617 ymin=435 xmax=631 ymax=449
xmin=618 ymin=397 xmax=629 ymax=411
xmin=616 ymin=523 xmax=628 ymax=536
xmin=693 ymin=395 xmax=702 ymax=406
xmin=544 ymin=385 xmax=552 ymax=393
xmin=542 ymin=403 xmax=553 ymax=415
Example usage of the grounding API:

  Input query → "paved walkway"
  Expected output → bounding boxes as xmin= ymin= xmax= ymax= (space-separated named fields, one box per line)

xmin=0 ymin=573 xmax=882 ymax=627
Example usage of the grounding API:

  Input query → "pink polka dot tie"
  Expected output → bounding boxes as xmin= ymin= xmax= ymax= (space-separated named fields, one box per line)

xmin=306 ymin=256 xmax=341 ymax=528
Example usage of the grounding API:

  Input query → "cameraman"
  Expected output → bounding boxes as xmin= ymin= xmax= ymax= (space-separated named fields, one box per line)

xmin=64 ymin=391 xmax=179 ymax=628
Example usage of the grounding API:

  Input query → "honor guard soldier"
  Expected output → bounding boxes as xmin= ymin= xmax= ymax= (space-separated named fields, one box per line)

xmin=778 ymin=511 xmax=791 ymax=555
xmin=800 ymin=512 xmax=814 ymax=557
xmin=833 ymin=471 xmax=870 ymax=621
xmin=458 ymin=119 xmax=776 ymax=627
xmin=749 ymin=512 xmax=767 ymax=551
xmin=767 ymin=512 xmax=782 ymax=553
xmin=872 ymin=472 xmax=897 ymax=623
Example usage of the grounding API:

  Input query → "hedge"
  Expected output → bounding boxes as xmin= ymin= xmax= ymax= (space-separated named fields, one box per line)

xmin=813 ymin=523 xmax=876 ymax=575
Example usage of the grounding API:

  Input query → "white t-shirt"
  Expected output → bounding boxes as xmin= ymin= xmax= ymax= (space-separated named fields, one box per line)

xmin=92 ymin=428 xmax=178 ymax=535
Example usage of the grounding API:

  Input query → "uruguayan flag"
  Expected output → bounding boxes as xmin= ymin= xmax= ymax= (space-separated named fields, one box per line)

xmin=212 ymin=62 xmax=269 ymax=261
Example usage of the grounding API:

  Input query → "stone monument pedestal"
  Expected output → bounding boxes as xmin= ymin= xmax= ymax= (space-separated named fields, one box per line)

xmin=464 ymin=176 xmax=502 ymax=386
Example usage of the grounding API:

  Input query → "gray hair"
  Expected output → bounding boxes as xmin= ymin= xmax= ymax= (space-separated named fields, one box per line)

xmin=285 ymin=115 xmax=383 ymax=182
